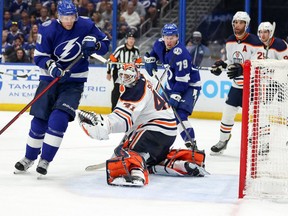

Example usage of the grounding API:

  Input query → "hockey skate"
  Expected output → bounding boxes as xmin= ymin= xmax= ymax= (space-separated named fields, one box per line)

xmin=14 ymin=157 xmax=34 ymax=173
xmin=210 ymin=135 xmax=231 ymax=155
xmin=36 ymin=158 xmax=50 ymax=176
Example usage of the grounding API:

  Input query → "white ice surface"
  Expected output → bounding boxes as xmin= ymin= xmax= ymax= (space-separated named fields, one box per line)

xmin=0 ymin=111 xmax=288 ymax=216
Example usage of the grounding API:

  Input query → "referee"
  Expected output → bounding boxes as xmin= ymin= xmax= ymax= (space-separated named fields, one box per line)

xmin=106 ymin=31 xmax=142 ymax=111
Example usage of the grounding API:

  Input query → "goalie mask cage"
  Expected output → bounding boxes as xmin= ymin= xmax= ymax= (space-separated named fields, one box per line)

xmin=239 ymin=59 xmax=288 ymax=200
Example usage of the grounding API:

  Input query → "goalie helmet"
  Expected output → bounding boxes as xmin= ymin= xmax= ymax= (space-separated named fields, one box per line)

xmin=232 ymin=11 xmax=250 ymax=31
xmin=258 ymin=22 xmax=275 ymax=40
xmin=57 ymin=0 xmax=78 ymax=20
xmin=162 ymin=23 xmax=179 ymax=36
xmin=117 ymin=63 xmax=140 ymax=87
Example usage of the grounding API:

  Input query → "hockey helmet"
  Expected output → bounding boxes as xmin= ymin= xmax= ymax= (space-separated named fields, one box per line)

xmin=126 ymin=31 xmax=136 ymax=39
xmin=162 ymin=23 xmax=179 ymax=36
xmin=258 ymin=22 xmax=275 ymax=39
xmin=118 ymin=63 xmax=139 ymax=87
xmin=232 ymin=11 xmax=250 ymax=31
xmin=57 ymin=0 xmax=78 ymax=19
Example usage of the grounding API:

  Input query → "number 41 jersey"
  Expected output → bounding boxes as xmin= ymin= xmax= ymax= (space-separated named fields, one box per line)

xmin=107 ymin=76 xmax=177 ymax=137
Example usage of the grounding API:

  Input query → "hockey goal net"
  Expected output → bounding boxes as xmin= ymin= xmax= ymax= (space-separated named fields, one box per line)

xmin=239 ymin=59 xmax=288 ymax=200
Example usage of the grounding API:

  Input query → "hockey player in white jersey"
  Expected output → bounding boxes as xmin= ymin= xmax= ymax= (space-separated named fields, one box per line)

xmin=256 ymin=22 xmax=288 ymax=156
xmin=14 ymin=0 xmax=110 ymax=176
xmin=78 ymin=63 xmax=207 ymax=187
xmin=257 ymin=22 xmax=288 ymax=60
xmin=210 ymin=11 xmax=263 ymax=155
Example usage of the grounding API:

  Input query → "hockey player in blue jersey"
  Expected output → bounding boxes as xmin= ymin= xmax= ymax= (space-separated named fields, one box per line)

xmin=144 ymin=23 xmax=201 ymax=148
xmin=14 ymin=0 xmax=110 ymax=176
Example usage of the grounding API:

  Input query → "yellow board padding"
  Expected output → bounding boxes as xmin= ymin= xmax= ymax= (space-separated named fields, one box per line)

xmin=0 ymin=104 xmax=242 ymax=121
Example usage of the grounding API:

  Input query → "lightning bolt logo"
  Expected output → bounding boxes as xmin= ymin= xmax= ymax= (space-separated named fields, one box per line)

xmin=60 ymin=38 xmax=78 ymax=59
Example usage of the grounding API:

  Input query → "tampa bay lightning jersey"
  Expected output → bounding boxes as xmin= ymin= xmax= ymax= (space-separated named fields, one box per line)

xmin=149 ymin=38 xmax=201 ymax=95
xmin=34 ymin=17 xmax=110 ymax=82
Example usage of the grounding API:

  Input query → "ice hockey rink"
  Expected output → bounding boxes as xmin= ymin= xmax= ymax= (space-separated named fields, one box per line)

xmin=0 ymin=111 xmax=288 ymax=216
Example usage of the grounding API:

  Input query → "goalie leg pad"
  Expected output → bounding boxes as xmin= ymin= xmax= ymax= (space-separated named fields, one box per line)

xmin=166 ymin=149 xmax=206 ymax=167
xmin=106 ymin=150 xmax=149 ymax=187
xmin=157 ymin=149 xmax=209 ymax=177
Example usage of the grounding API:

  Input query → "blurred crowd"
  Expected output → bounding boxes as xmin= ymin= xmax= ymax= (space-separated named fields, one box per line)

xmin=1 ymin=0 xmax=169 ymax=63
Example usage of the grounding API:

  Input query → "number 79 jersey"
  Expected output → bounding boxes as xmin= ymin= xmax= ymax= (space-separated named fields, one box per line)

xmin=107 ymin=76 xmax=177 ymax=137
xmin=149 ymin=38 xmax=201 ymax=95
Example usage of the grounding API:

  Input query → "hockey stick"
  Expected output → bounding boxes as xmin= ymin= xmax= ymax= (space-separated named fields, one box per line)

xmin=85 ymin=135 xmax=128 ymax=171
xmin=90 ymin=53 xmax=108 ymax=64
xmin=198 ymin=66 xmax=212 ymax=71
xmin=85 ymin=162 xmax=106 ymax=171
xmin=0 ymin=54 xmax=83 ymax=136
xmin=0 ymin=71 xmax=29 ymax=78
xmin=152 ymin=69 xmax=197 ymax=150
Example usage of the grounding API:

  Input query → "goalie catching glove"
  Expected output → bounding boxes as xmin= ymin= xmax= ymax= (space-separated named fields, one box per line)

xmin=77 ymin=110 xmax=110 ymax=140
xmin=227 ymin=63 xmax=243 ymax=79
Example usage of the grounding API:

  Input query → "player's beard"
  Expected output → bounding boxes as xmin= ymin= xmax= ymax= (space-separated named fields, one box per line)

xmin=234 ymin=28 xmax=246 ymax=38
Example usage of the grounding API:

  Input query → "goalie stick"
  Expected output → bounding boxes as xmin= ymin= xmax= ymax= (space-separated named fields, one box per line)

xmin=85 ymin=135 xmax=128 ymax=171
xmin=85 ymin=161 xmax=105 ymax=171
xmin=0 ymin=71 xmax=28 ymax=78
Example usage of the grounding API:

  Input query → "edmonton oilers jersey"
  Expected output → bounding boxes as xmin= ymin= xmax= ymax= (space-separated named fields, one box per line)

xmin=34 ymin=17 xmax=110 ymax=82
xmin=257 ymin=37 xmax=288 ymax=60
xmin=225 ymin=33 xmax=262 ymax=88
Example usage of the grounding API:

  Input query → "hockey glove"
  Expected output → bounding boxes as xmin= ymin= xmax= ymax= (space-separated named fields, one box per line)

xmin=82 ymin=36 xmax=101 ymax=59
xmin=77 ymin=110 xmax=110 ymax=140
xmin=47 ymin=60 xmax=71 ymax=83
xmin=144 ymin=52 xmax=157 ymax=76
xmin=169 ymin=93 xmax=181 ymax=108
xmin=47 ymin=60 xmax=64 ymax=78
xmin=210 ymin=60 xmax=227 ymax=76
xmin=227 ymin=63 xmax=243 ymax=79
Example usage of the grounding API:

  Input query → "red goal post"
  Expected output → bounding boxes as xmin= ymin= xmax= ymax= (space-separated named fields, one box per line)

xmin=239 ymin=59 xmax=288 ymax=200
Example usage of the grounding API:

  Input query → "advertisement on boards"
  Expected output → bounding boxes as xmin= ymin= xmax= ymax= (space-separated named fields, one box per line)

xmin=0 ymin=64 xmax=237 ymax=117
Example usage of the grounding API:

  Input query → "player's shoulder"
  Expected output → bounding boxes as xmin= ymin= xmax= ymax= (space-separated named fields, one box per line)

xmin=154 ymin=38 xmax=165 ymax=48
xmin=171 ymin=42 xmax=191 ymax=61
xmin=245 ymin=33 xmax=262 ymax=46
xmin=39 ymin=19 xmax=57 ymax=31
xmin=78 ymin=16 xmax=93 ymax=23
xmin=271 ymin=37 xmax=288 ymax=51
xmin=226 ymin=34 xmax=236 ymax=43
xmin=120 ymin=77 xmax=146 ymax=102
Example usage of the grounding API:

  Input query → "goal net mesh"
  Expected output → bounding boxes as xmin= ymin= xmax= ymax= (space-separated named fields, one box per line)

xmin=240 ymin=59 xmax=288 ymax=200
